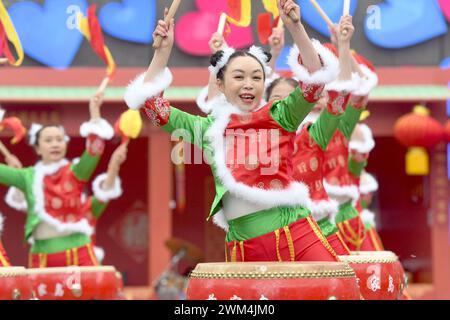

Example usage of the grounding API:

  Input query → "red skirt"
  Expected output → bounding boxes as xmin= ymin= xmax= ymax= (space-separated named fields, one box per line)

xmin=28 ymin=243 xmax=99 ymax=268
xmin=226 ymin=216 xmax=339 ymax=262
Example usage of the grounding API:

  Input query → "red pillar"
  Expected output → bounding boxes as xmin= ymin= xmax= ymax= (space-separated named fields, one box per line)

xmin=148 ymin=129 xmax=172 ymax=284
xmin=430 ymin=142 xmax=450 ymax=298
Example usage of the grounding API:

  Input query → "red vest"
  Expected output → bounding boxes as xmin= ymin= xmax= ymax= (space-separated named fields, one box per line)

xmin=293 ymin=125 xmax=328 ymax=202
xmin=43 ymin=164 xmax=86 ymax=224
xmin=225 ymin=104 xmax=296 ymax=190
xmin=323 ymin=130 xmax=355 ymax=187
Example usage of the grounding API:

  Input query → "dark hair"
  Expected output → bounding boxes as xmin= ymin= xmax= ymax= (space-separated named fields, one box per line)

xmin=31 ymin=125 xmax=64 ymax=147
xmin=210 ymin=49 xmax=272 ymax=81
xmin=265 ymin=77 xmax=298 ymax=101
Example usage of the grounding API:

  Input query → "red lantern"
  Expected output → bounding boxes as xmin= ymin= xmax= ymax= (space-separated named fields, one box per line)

xmin=394 ymin=105 xmax=444 ymax=175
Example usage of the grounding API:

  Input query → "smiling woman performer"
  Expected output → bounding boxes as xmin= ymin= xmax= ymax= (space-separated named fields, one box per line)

xmin=0 ymin=79 xmax=114 ymax=268
xmin=125 ymin=0 xmax=342 ymax=262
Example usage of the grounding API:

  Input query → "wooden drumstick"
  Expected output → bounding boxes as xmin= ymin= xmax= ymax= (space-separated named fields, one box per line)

xmin=97 ymin=76 xmax=110 ymax=94
xmin=279 ymin=0 xmax=299 ymax=23
xmin=272 ymin=18 xmax=284 ymax=46
xmin=153 ymin=0 xmax=182 ymax=49
xmin=214 ymin=13 xmax=227 ymax=48
xmin=342 ymin=0 xmax=351 ymax=35
xmin=309 ymin=0 xmax=334 ymax=28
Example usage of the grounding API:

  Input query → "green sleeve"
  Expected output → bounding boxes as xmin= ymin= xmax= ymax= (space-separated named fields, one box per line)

xmin=72 ymin=151 xmax=101 ymax=182
xmin=270 ymin=87 xmax=315 ymax=132
xmin=308 ymin=109 xmax=342 ymax=151
xmin=0 ymin=164 xmax=27 ymax=190
xmin=91 ymin=197 xmax=109 ymax=219
xmin=338 ymin=104 xmax=364 ymax=140
xmin=348 ymin=155 xmax=367 ymax=177
xmin=161 ymin=107 xmax=211 ymax=149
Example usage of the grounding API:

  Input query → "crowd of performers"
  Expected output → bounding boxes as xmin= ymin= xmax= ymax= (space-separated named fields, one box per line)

xmin=0 ymin=0 xmax=407 ymax=300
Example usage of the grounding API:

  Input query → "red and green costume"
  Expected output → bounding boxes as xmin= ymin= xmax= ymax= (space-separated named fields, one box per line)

xmin=125 ymin=41 xmax=342 ymax=262
xmin=0 ymin=119 xmax=114 ymax=267
xmin=292 ymin=89 xmax=356 ymax=256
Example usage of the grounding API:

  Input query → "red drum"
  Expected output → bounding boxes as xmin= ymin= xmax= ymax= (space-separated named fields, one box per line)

xmin=339 ymin=251 xmax=404 ymax=300
xmin=26 ymin=266 xmax=123 ymax=300
xmin=0 ymin=267 xmax=32 ymax=300
xmin=186 ymin=262 xmax=360 ymax=300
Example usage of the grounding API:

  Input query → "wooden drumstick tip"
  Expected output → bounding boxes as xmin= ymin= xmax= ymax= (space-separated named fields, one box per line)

xmin=288 ymin=10 xmax=300 ymax=23
xmin=213 ymin=40 xmax=222 ymax=48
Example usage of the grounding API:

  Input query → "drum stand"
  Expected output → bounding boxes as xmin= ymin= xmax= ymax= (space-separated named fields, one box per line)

xmin=153 ymin=249 xmax=188 ymax=300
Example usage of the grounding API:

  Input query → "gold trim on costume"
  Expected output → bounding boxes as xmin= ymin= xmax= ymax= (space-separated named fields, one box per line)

xmin=336 ymin=231 xmax=351 ymax=254
xmin=283 ymin=226 xmax=295 ymax=261
xmin=224 ymin=242 xmax=228 ymax=262
xmin=274 ymin=229 xmax=282 ymax=261
xmin=239 ymin=241 xmax=245 ymax=262
xmin=87 ymin=244 xmax=99 ymax=266
xmin=231 ymin=242 xmax=237 ymax=262
xmin=0 ymin=250 xmax=10 ymax=266
xmin=39 ymin=253 xmax=47 ymax=268
xmin=66 ymin=249 xmax=71 ymax=266
xmin=72 ymin=248 xmax=79 ymax=266
xmin=307 ymin=216 xmax=339 ymax=260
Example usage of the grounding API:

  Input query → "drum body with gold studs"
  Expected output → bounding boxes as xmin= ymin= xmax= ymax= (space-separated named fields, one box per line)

xmin=26 ymin=266 xmax=123 ymax=300
xmin=186 ymin=262 xmax=360 ymax=300
xmin=0 ymin=267 xmax=32 ymax=300
xmin=339 ymin=251 xmax=404 ymax=300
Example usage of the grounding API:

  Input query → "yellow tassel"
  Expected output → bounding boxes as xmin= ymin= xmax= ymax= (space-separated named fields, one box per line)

xmin=119 ymin=109 xmax=143 ymax=139
xmin=231 ymin=242 xmax=237 ymax=262
xmin=406 ymin=147 xmax=429 ymax=175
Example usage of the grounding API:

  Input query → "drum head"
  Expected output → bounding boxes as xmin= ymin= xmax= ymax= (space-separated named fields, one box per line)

xmin=190 ymin=262 xmax=355 ymax=279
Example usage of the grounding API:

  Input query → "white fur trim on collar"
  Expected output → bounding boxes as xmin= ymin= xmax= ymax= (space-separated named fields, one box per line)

xmin=32 ymin=159 xmax=93 ymax=237
xmin=208 ymin=46 xmax=235 ymax=77
xmin=287 ymin=39 xmax=339 ymax=85
xmin=325 ymin=72 xmax=361 ymax=93
xmin=93 ymin=246 xmax=105 ymax=263
xmin=0 ymin=213 xmax=4 ymax=234
xmin=92 ymin=173 xmax=123 ymax=203
xmin=196 ymin=86 xmax=213 ymax=114
xmin=205 ymin=97 xmax=312 ymax=209
xmin=5 ymin=187 xmax=27 ymax=212
xmin=80 ymin=118 xmax=114 ymax=140
xmin=349 ymin=123 xmax=375 ymax=154
xmin=323 ymin=180 xmax=360 ymax=202
xmin=360 ymin=170 xmax=378 ymax=194
xmin=124 ymin=68 xmax=173 ymax=110
xmin=361 ymin=209 xmax=376 ymax=227
xmin=353 ymin=65 xmax=378 ymax=96
xmin=212 ymin=210 xmax=229 ymax=232
xmin=308 ymin=198 xmax=339 ymax=221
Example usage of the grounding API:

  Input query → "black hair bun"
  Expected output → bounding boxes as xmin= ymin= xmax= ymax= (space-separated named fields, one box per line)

xmin=210 ymin=50 xmax=224 ymax=67
xmin=263 ymin=51 xmax=272 ymax=63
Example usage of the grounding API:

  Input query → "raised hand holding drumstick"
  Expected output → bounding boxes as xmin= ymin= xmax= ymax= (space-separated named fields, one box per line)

xmin=153 ymin=0 xmax=181 ymax=49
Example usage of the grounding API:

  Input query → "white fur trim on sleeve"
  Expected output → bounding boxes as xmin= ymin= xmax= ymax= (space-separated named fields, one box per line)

xmin=287 ymin=39 xmax=339 ymax=85
xmin=92 ymin=173 xmax=123 ymax=203
xmin=361 ymin=209 xmax=376 ymax=227
xmin=80 ymin=118 xmax=114 ymax=140
xmin=323 ymin=180 xmax=360 ymax=202
xmin=124 ymin=68 xmax=173 ymax=110
xmin=325 ymin=72 xmax=361 ymax=93
xmin=349 ymin=123 xmax=375 ymax=154
xmin=212 ymin=210 xmax=229 ymax=232
xmin=353 ymin=65 xmax=378 ymax=96
xmin=5 ymin=187 xmax=27 ymax=212
xmin=196 ymin=86 xmax=213 ymax=114
xmin=360 ymin=170 xmax=379 ymax=194
xmin=0 ymin=214 xmax=4 ymax=234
